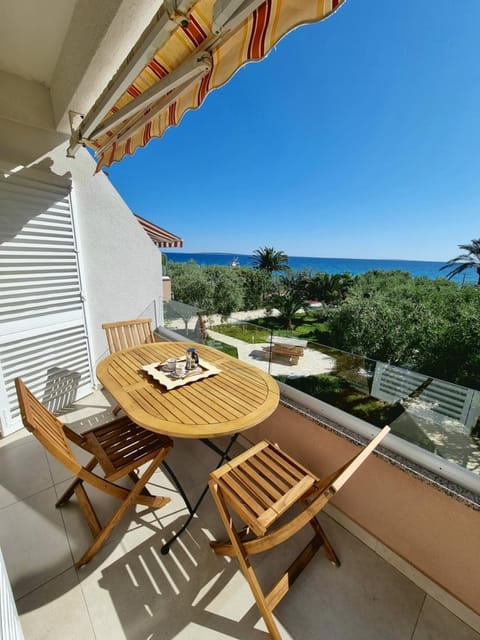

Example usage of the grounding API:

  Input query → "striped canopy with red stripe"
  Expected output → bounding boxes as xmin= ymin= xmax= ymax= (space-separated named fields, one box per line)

xmin=136 ymin=214 xmax=183 ymax=248
xmin=77 ymin=0 xmax=345 ymax=171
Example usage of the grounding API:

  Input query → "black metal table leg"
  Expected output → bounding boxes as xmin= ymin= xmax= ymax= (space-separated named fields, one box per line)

xmin=160 ymin=433 xmax=239 ymax=555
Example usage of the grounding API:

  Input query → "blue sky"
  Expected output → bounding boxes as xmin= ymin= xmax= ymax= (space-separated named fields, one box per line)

xmin=106 ymin=1 xmax=480 ymax=261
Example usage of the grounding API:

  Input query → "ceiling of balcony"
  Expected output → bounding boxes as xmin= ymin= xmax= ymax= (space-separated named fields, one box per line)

xmin=0 ymin=0 xmax=77 ymax=85
xmin=0 ymin=0 xmax=161 ymax=134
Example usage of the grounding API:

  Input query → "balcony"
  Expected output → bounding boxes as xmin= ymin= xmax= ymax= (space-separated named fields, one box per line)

xmin=1 ymin=383 xmax=479 ymax=640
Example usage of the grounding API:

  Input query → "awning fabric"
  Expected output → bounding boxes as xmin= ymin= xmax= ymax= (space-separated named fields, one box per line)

xmin=79 ymin=0 xmax=345 ymax=171
xmin=135 ymin=214 xmax=184 ymax=247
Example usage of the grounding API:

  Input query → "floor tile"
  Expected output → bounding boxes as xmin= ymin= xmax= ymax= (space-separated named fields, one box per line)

xmin=0 ymin=428 xmax=32 ymax=450
xmin=413 ymin=596 xmax=480 ymax=640
xmin=0 ymin=438 xmax=52 ymax=508
xmin=16 ymin=568 xmax=95 ymax=640
xmin=0 ymin=487 xmax=73 ymax=599
xmin=78 ymin=517 xmax=267 ymax=640
xmin=53 ymin=464 xmax=190 ymax=567
xmin=268 ymin=516 xmax=425 ymax=640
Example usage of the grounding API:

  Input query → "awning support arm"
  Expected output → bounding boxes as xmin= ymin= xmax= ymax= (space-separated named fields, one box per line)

xmin=94 ymin=76 xmax=198 ymax=156
xmin=213 ymin=0 xmax=267 ymax=35
xmin=78 ymin=0 xmax=267 ymax=160
xmin=89 ymin=54 xmax=211 ymax=141
xmin=67 ymin=0 xmax=198 ymax=157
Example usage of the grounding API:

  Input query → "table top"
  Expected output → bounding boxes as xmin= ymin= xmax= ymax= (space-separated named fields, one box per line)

xmin=96 ymin=342 xmax=280 ymax=439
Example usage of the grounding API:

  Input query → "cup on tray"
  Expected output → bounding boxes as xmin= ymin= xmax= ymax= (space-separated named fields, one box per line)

xmin=175 ymin=364 xmax=186 ymax=377
xmin=164 ymin=358 xmax=176 ymax=372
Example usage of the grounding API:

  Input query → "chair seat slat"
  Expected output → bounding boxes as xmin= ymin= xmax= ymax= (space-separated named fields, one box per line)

xmin=256 ymin=476 xmax=316 ymax=531
xmin=218 ymin=479 xmax=266 ymax=534
xmin=236 ymin=463 xmax=284 ymax=502
xmin=219 ymin=474 xmax=266 ymax=517
xmin=104 ymin=432 xmax=166 ymax=465
xmin=246 ymin=457 xmax=292 ymax=494
xmin=100 ymin=425 xmax=152 ymax=452
xmin=213 ymin=441 xmax=270 ymax=479
xmin=113 ymin=440 xmax=166 ymax=468
xmin=256 ymin=449 xmax=301 ymax=485
xmin=262 ymin=446 xmax=307 ymax=481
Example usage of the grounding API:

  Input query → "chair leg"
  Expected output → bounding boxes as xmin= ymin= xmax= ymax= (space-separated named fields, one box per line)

xmin=112 ymin=403 xmax=122 ymax=415
xmin=76 ymin=450 xmax=170 ymax=568
xmin=308 ymin=516 xmax=340 ymax=567
xmin=129 ymin=470 xmax=153 ymax=497
xmin=56 ymin=457 xmax=98 ymax=507
xmin=209 ymin=480 xmax=283 ymax=640
xmin=74 ymin=483 xmax=102 ymax=537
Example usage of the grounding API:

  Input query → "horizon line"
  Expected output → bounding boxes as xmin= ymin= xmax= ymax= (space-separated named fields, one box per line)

xmin=162 ymin=250 xmax=449 ymax=264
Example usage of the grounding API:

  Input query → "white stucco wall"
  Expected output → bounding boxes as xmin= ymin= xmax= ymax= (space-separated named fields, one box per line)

xmin=0 ymin=70 xmax=54 ymax=130
xmin=1 ymin=8 xmax=168 ymax=382
xmin=46 ymin=144 xmax=164 ymax=372
xmin=51 ymin=0 xmax=161 ymax=131
xmin=0 ymin=72 xmax=67 ymax=172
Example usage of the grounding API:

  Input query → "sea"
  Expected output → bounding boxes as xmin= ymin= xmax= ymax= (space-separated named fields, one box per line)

xmin=163 ymin=252 xmax=475 ymax=284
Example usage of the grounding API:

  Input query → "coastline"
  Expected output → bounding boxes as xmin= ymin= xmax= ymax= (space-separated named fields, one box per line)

xmin=163 ymin=251 xmax=473 ymax=283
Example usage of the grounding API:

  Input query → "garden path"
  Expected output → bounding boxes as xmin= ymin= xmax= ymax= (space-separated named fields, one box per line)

xmin=206 ymin=329 xmax=335 ymax=378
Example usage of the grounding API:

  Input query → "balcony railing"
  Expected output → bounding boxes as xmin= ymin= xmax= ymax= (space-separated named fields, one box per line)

xmin=161 ymin=301 xmax=480 ymax=495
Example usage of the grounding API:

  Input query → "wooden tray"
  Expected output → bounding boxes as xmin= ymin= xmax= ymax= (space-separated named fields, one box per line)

xmin=142 ymin=357 xmax=221 ymax=390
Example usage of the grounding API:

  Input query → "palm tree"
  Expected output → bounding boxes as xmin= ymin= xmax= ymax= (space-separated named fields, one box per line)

xmin=307 ymin=272 xmax=354 ymax=305
xmin=440 ymin=239 xmax=480 ymax=284
xmin=250 ymin=246 xmax=289 ymax=274
xmin=271 ymin=271 xmax=310 ymax=329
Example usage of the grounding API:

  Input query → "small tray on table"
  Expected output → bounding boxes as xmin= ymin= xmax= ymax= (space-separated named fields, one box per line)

xmin=142 ymin=357 xmax=221 ymax=390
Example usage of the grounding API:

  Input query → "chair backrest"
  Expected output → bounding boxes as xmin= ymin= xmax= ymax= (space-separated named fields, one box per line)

xmin=15 ymin=378 xmax=81 ymax=476
xmin=102 ymin=318 xmax=155 ymax=353
xmin=326 ymin=425 xmax=390 ymax=494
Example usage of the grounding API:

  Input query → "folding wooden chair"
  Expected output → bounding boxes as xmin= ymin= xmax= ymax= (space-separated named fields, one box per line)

xmin=209 ymin=426 xmax=390 ymax=640
xmin=16 ymin=377 xmax=173 ymax=568
xmin=102 ymin=317 xmax=156 ymax=414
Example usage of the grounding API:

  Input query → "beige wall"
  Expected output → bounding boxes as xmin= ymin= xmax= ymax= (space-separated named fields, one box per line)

xmin=162 ymin=276 xmax=172 ymax=301
xmin=247 ymin=403 xmax=480 ymax=616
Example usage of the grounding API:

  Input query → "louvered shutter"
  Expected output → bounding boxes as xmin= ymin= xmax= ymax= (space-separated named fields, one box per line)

xmin=0 ymin=169 xmax=93 ymax=435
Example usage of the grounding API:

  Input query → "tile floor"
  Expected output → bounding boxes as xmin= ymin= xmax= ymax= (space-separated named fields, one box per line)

xmin=1 ymin=390 xmax=479 ymax=640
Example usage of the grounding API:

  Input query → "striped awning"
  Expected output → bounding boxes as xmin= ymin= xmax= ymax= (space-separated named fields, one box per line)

xmin=71 ymin=0 xmax=345 ymax=170
xmin=136 ymin=214 xmax=184 ymax=248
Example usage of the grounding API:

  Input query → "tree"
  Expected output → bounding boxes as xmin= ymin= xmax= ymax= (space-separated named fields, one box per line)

xmin=204 ymin=266 xmax=244 ymax=315
xmin=166 ymin=260 xmax=214 ymax=310
xmin=250 ymin=246 xmax=289 ymax=274
xmin=306 ymin=271 xmax=354 ymax=305
xmin=237 ymin=267 xmax=274 ymax=310
xmin=328 ymin=270 xmax=480 ymax=387
xmin=163 ymin=299 xmax=200 ymax=335
xmin=166 ymin=261 xmax=244 ymax=315
xmin=271 ymin=271 xmax=310 ymax=329
xmin=440 ymin=239 xmax=480 ymax=284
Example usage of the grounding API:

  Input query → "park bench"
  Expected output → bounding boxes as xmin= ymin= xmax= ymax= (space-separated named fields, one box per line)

xmin=262 ymin=336 xmax=308 ymax=365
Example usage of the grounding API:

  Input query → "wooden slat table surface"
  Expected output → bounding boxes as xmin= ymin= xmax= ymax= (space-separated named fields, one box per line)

xmin=96 ymin=342 xmax=280 ymax=439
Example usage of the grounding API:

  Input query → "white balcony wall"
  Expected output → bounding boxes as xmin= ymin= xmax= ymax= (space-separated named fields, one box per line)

xmin=0 ymin=1 xmax=168 ymax=433
xmin=45 ymin=144 xmax=164 ymax=369
xmin=0 ymin=93 xmax=164 ymax=431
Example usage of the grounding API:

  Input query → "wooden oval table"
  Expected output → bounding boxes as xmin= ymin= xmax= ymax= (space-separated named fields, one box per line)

xmin=96 ymin=341 xmax=280 ymax=438
xmin=96 ymin=341 xmax=280 ymax=553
